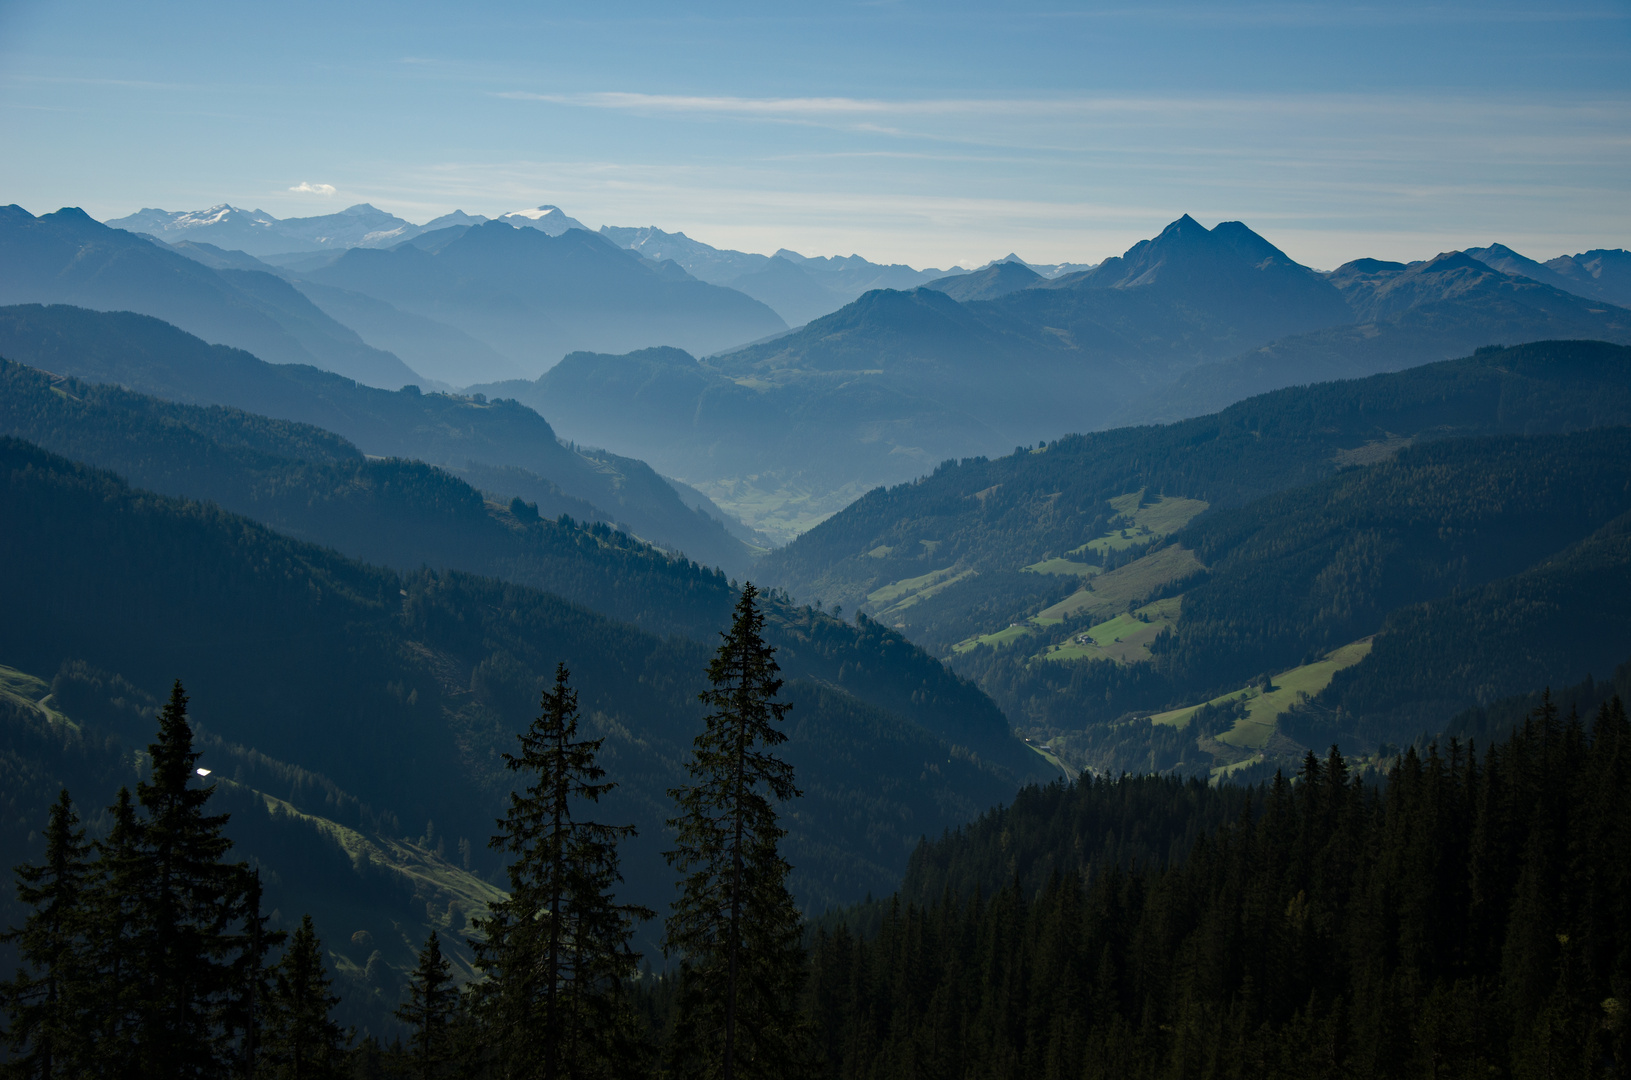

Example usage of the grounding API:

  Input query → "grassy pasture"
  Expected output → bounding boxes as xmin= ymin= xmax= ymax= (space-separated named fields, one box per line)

xmin=1042 ymin=596 xmax=1183 ymax=664
xmin=0 ymin=662 xmax=74 ymax=729
xmin=953 ymin=547 xmax=1199 ymax=655
xmin=1022 ymin=557 xmax=1103 ymax=578
xmin=1149 ymin=638 xmax=1375 ymax=748
xmin=1070 ymin=494 xmax=1210 ymax=558
xmin=866 ymin=565 xmax=976 ymax=620
xmin=1036 ymin=545 xmax=1203 ymax=624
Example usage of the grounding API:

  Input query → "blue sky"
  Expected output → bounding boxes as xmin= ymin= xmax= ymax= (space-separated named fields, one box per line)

xmin=1 ymin=0 xmax=1626 ymax=269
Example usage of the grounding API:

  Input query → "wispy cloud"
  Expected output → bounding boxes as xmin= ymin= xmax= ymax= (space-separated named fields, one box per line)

xmin=289 ymin=182 xmax=336 ymax=196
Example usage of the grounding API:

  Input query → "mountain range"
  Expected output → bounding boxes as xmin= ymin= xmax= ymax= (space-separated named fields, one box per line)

xmin=474 ymin=216 xmax=1631 ymax=538
xmin=106 ymin=202 xmax=589 ymax=256
xmin=0 ymin=303 xmax=762 ymax=573
xmin=755 ymin=338 xmax=1631 ymax=774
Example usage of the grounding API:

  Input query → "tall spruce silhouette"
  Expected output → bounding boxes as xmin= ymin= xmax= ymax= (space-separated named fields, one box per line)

xmin=126 ymin=681 xmax=256 ymax=1075
xmin=263 ymin=914 xmax=346 ymax=1078
xmin=395 ymin=932 xmax=459 ymax=1079
xmin=664 ymin=584 xmax=808 ymax=1080
xmin=471 ymin=663 xmax=651 ymax=1080
xmin=0 ymin=790 xmax=93 ymax=1076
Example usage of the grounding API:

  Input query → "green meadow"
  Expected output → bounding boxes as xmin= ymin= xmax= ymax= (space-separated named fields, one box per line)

xmin=1150 ymin=638 xmax=1375 ymax=749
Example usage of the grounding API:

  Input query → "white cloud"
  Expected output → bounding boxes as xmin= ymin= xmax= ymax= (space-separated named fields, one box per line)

xmin=289 ymin=182 xmax=336 ymax=196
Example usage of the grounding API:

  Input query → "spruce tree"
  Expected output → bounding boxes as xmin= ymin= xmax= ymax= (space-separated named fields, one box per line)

xmin=395 ymin=932 xmax=458 ymax=1079
xmin=664 ymin=584 xmax=808 ymax=1080
xmin=81 ymin=786 xmax=145 ymax=1072
xmin=0 ymin=789 xmax=93 ymax=1079
xmin=471 ymin=663 xmax=651 ymax=1080
xmin=263 ymin=914 xmax=346 ymax=1079
xmin=126 ymin=680 xmax=254 ymax=1076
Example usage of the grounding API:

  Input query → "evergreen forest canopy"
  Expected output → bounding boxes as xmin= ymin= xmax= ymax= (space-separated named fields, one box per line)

xmin=0 ymin=431 xmax=1050 ymax=1037
xmin=8 ymin=623 xmax=1628 ymax=1078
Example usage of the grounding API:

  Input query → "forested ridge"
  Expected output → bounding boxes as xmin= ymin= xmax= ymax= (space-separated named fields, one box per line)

xmin=0 ymin=356 xmax=737 ymax=641
xmin=762 ymin=340 xmax=1631 ymax=619
xmin=807 ymin=697 xmax=1631 ymax=1080
xmin=0 ymin=304 xmax=755 ymax=572
xmin=0 ymin=433 xmax=1054 ymax=1040
xmin=951 ymin=427 xmax=1631 ymax=770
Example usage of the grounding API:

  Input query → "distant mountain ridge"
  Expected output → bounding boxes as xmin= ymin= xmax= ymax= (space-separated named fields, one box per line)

xmin=105 ymin=202 xmax=590 ymax=257
xmin=294 ymin=221 xmax=787 ymax=379
xmin=0 ymin=205 xmax=423 ymax=389
xmin=0 ymin=303 xmax=759 ymax=573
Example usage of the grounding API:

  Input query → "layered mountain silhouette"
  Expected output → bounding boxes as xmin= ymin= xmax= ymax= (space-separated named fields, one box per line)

xmin=0 ymin=206 xmax=424 ymax=388
xmin=296 ymin=222 xmax=787 ymax=379
xmin=598 ymin=224 xmax=965 ymax=326
xmin=1123 ymin=249 xmax=1631 ymax=423
xmin=483 ymin=216 xmax=1371 ymax=532
xmin=926 ymin=260 xmax=1042 ymax=302
xmin=0 ymin=303 xmax=758 ymax=573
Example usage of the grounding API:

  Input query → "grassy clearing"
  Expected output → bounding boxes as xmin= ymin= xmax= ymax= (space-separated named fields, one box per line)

xmin=1149 ymin=639 xmax=1376 ymax=749
xmin=0 ymin=663 xmax=74 ymax=729
xmin=866 ymin=566 xmax=977 ymax=622
xmin=1040 ymin=596 xmax=1183 ymax=664
xmin=1036 ymin=545 xmax=1203 ymax=625
xmin=954 ymin=547 xmax=1198 ymax=656
xmin=1023 ymin=557 xmax=1103 ymax=578
xmin=1025 ymin=741 xmax=1075 ymax=780
xmin=1070 ymin=494 xmax=1210 ymax=558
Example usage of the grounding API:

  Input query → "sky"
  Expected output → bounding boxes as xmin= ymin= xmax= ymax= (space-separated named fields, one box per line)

xmin=1 ymin=0 xmax=1627 ymax=270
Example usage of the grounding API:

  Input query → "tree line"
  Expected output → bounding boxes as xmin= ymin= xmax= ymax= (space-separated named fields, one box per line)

xmin=2 ymin=584 xmax=810 ymax=1079
xmin=806 ymin=695 xmax=1631 ymax=1079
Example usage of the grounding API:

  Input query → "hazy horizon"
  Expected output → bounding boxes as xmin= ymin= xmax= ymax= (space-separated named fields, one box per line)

xmin=2 ymin=0 xmax=1627 ymax=270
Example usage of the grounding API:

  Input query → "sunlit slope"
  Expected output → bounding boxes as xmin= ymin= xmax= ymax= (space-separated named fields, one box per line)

xmin=761 ymin=341 xmax=1631 ymax=646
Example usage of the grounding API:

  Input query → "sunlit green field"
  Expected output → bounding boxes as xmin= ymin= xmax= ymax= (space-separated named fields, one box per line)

xmin=1149 ymin=638 xmax=1375 ymax=749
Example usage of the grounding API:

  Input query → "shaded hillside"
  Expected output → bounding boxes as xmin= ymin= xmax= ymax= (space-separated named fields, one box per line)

xmin=723 ymin=255 xmax=850 ymax=327
xmin=0 ymin=304 xmax=756 ymax=573
xmin=807 ymin=706 xmax=1631 ymax=1080
xmin=0 ymin=205 xmax=421 ymax=389
xmin=1122 ymin=251 xmax=1631 ymax=424
xmin=0 ymin=355 xmax=1032 ymax=781
xmin=301 ymin=221 xmax=786 ymax=380
xmin=760 ymin=341 xmax=1631 ymax=622
xmin=1300 ymin=508 xmax=1631 ymax=748
xmin=0 ymin=358 xmax=738 ymax=639
xmin=0 ymin=436 xmax=1042 ymax=932
xmin=0 ymin=663 xmax=502 ymax=1039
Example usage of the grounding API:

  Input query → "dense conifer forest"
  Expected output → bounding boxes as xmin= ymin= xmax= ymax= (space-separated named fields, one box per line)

xmin=806 ymin=698 xmax=1631 ymax=1079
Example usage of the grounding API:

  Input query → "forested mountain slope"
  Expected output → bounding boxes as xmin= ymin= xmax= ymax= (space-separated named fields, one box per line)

xmin=0 ymin=437 xmax=1042 ymax=935
xmin=0 ymin=361 xmax=1037 ymax=783
xmin=0 ymin=205 xmax=422 ymax=389
xmin=0 ymin=663 xmax=502 ymax=1038
xmin=950 ymin=429 xmax=1631 ymax=772
xmin=0 ymin=358 xmax=736 ymax=639
xmin=760 ymin=341 xmax=1631 ymax=623
xmin=0 ymin=304 xmax=756 ymax=573
xmin=809 ymin=699 xmax=1631 ymax=1079
xmin=1301 ymin=508 xmax=1631 ymax=748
